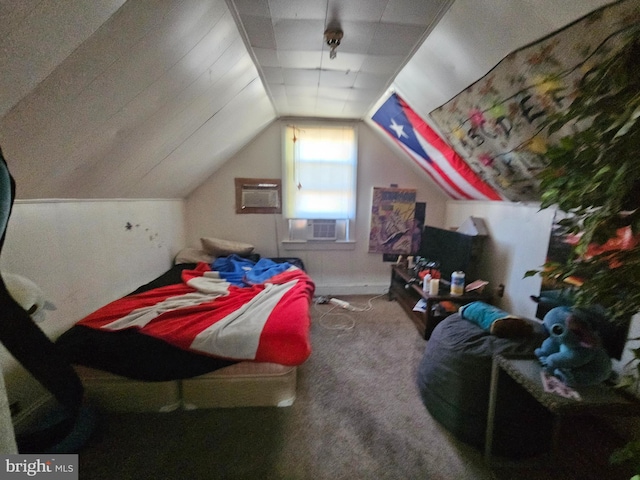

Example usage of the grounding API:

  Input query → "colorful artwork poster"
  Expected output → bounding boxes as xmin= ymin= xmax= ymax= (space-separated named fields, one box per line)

xmin=382 ymin=202 xmax=426 ymax=261
xmin=429 ymin=0 xmax=640 ymax=202
xmin=369 ymin=187 xmax=417 ymax=254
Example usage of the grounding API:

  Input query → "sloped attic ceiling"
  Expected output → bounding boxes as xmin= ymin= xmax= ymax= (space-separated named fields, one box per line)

xmin=0 ymin=0 xmax=616 ymax=200
xmin=0 ymin=0 xmax=452 ymax=199
xmin=0 ymin=0 xmax=277 ymax=199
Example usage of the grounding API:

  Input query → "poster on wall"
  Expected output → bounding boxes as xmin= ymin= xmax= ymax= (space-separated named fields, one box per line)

xmin=382 ymin=202 xmax=426 ymax=261
xmin=368 ymin=187 xmax=417 ymax=254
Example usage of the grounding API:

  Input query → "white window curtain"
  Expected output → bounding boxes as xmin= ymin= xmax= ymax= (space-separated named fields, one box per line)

xmin=283 ymin=124 xmax=357 ymax=220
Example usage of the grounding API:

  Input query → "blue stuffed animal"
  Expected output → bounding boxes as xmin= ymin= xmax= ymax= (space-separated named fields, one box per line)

xmin=535 ymin=306 xmax=612 ymax=386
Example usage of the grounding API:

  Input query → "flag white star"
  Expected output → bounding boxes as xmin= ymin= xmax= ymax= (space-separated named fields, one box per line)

xmin=389 ymin=118 xmax=408 ymax=139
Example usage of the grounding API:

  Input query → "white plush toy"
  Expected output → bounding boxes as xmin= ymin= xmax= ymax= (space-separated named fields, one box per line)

xmin=1 ymin=272 xmax=51 ymax=323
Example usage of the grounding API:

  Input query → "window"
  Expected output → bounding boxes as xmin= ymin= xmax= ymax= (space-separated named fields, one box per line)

xmin=283 ymin=123 xmax=357 ymax=241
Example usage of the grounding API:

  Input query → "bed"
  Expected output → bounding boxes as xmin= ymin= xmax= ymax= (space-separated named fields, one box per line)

xmin=55 ymin=245 xmax=314 ymax=412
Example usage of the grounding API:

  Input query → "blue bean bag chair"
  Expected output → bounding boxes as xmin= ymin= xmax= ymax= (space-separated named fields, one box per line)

xmin=416 ymin=313 xmax=553 ymax=457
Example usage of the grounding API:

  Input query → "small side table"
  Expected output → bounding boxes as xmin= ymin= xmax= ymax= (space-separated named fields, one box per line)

xmin=484 ymin=353 xmax=640 ymax=462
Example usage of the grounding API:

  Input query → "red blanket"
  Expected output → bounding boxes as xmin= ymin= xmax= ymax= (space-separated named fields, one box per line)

xmin=77 ymin=263 xmax=314 ymax=366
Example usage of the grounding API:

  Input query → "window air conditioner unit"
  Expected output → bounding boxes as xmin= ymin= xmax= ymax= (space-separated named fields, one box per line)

xmin=307 ymin=219 xmax=337 ymax=240
xmin=241 ymin=189 xmax=280 ymax=209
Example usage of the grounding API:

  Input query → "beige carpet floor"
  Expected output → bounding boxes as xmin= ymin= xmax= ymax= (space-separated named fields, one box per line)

xmin=75 ymin=294 xmax=634 ymax=479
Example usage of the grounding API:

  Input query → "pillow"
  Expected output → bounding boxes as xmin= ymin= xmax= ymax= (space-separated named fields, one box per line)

xmin=174 ymin=247 xmax=214 ymax=265
xmin=200 ymin=237 xmax=254 ymax=257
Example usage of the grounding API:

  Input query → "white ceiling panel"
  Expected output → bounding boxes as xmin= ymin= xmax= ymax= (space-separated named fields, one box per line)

xmin=268 ymin=0 xmax=327 ymax=20
xmin=353 ymin=72 xmax=388 ymax=90
xmin=325 ymin=0 xmax=388 ymax=23
xmin=272 ymin=19 xmax=328 ymax=50
xmin=382 ymin=0 xmax=452 ymax=25
xmin=317 ymin=87 xmax=352 ymax=101
xmin=282 ymin=69 xmax=320 ymax=85
xmin=277 ymin=51 xmax=323 ymax=69
xmin=229 ymin=0 xmax=455 ymax=120
xmin=285 ymin=85 xmax=319 ymax=97
xmin=319 ymin=70 xmax=357 ymax=88
xmin=331 ymin=21 xmax=377 ymax=54
xmin=318 ymin=52 xmax=367 ymax=72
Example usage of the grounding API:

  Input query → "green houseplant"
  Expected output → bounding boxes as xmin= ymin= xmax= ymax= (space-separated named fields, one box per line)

xmin=525 ymin=24 xmax=640 ymax=476
xmin=526 ymin=25 xmax=640 ymax=323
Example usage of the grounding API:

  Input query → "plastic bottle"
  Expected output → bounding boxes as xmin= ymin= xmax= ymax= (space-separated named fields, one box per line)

xmin=450 ymin=271 xmax=465 ymax=295
xmin=422 ymin=273 xmax=431 ymax=292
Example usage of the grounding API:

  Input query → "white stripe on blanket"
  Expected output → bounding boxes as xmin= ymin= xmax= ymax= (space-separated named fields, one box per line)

xmin=102 ymin=277 xmax=230 ymax=330
xmin=190 ymin=279 xmax=298 ymax=359
xmin=186 ymin=274 xmax=227 ymax=294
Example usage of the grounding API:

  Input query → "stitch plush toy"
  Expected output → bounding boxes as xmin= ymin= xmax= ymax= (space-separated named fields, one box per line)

xmin=535 ymin=306 xmax=612 ymax=386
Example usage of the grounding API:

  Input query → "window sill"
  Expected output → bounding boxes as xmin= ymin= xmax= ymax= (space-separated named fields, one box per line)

xmin=281 ymin=240 xmax=356 ymax=251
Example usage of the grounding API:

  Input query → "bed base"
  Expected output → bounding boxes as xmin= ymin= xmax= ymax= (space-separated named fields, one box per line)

xmin=74 ymin=362 xmax=297 ymax=412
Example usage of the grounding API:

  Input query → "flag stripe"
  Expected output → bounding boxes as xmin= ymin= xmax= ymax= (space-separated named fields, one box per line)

xmin=386 ymin=133 xmax=470 ymax=199
xmin=371 ymin=93 xmax=503 ymax=201
xmin=401 ymin=100 xmax=503 ymax=200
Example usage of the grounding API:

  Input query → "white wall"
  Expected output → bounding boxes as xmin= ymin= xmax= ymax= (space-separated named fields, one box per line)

xmin=185 ymin=120 xmax=449 ymax=295
xmin=0 ymin=199 xmax=185 ymax=414
xmin=444 ymin=200 xmax=640 ymax=379
xmin=444 ymin=201 xmax=556 ymax=319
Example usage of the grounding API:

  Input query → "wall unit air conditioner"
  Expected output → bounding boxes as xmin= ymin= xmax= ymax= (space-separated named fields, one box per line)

xmin=306 ymin=219 xmax=337 ymax=240
xmin=235 ymin=178 xmax=282 ymax=214
xmin=241 ymin=189 xmax=280 ymax=209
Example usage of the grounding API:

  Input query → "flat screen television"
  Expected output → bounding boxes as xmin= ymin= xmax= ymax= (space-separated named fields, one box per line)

xmin=418 ymin=225 xmax=475 ymax=282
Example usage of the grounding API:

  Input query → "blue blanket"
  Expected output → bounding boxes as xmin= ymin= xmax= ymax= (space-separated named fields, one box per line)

xmin=212 ymin=255 xmax=292 ymax=286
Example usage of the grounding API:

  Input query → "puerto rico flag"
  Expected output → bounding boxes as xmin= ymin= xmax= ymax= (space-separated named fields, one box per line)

xmin=372 ymin=93 xmax=503 ymax=200
xmin=76 ymin=262 xmax=314 ymax=366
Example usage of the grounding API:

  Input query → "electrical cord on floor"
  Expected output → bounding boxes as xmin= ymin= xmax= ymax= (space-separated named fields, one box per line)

xmin=313 ymin=293 xmax=387 ymax=332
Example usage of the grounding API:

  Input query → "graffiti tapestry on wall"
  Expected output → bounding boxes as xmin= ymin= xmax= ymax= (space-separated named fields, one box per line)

xmin=429 ymin=0 xmax=640 ymax=202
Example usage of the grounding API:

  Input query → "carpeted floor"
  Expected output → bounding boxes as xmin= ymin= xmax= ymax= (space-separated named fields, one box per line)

xmin=75 ymin=295 xmax=633 ymax=480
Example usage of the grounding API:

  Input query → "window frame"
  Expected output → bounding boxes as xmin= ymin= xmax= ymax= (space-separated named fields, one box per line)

xmin=282 ymin=121 xmax=358 ymax=243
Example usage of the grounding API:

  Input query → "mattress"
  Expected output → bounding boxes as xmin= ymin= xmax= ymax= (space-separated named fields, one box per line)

xmin=57 ymin=260 xmax=313 ymax=379
xmin=75 ymin=362 xmax=297 ymax=412
xmin=182 ymin=362 xmax=297 ymax=409
xmin=74 ymin=366 xmax=181 ymax=413
xmin=59 ymin=258 xmax=310 ymax=411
